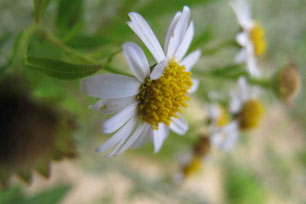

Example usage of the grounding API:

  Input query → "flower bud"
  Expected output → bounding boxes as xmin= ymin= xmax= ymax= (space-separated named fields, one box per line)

xmin=275 ymin=63 xmax=300 ymax=105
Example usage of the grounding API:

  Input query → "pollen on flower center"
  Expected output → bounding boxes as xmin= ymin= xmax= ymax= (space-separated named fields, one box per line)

xmin=249 ymin=23 xmax=266 ymax=56
xmin=217 ymin=107 xmax=229 ymax=127
xmin=136 ymin=60 xmax=193 ymax=129
xmin=237 ymin=99 xmax=264 ymax=130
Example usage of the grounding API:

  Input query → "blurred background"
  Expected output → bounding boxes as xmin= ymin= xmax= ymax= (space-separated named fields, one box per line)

xmin=0 ymin=0 xmax=305 ymax=203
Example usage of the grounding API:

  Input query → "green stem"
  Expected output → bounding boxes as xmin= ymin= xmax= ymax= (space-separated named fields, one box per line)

xmin=246 ymin=76 xmax=272 ymax=89
xmin=34 ymin=0 xmax=44 ymax=24
xmin=195 ymin=68 xmax=272 ymax=89
xmin=36 ymin=25 xmax=131 ymax=76
xmin=41 ymin=28 xmax=97 ymax=64
xmin=107 ymin=49 xmax=122 ymax=63
xmin=14 ymin=23 xmax=132 ymax=77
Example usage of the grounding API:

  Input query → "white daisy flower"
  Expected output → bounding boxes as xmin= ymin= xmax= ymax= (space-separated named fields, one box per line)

xmin=210 ymin=121 xmax=239 ymax=152
xmin=209 ymin=77 xmax=263 ymax=152
xmin=206 ymin=104 xmax=229 ymax=128
xmin=81 ymin=7 xmax=201 ymax=157
xmin=230 ymin=0 xmax=266 ymax=77
xmin=207 ymin=104 xmax=239 ymax=152
xmin=229 ymin=76 xmax=264 ymax=130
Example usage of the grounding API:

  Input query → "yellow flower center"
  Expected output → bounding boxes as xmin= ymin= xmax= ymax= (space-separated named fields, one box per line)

xmin=183 ymin=157 xmax=202 ymax=177
xmin=249 ymin=23 xmax=266 ymax=56
xmin=136 ymin=60 xmax=193 ymax=129
xmin=238 ymin=99 xmax=264 ymax=130
xmin=217 ymin=107 xmax=229 ymax=127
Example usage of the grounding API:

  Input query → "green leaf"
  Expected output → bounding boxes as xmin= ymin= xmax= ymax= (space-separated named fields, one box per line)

xmin=25 ymin=57 xmax=101 ymax=80
xmin=56 ymin=0 xmax=83 ymax=31
xmin=12 ymin=25 xmax=42 ymax=68
xmin=65 ymin=34 xmax=112 ymax=49
xmin=20 ymin=185 xmax=71 ymax=204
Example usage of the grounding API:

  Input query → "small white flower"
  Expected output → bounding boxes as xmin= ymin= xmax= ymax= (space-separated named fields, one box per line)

xmin=229 ymin=76 xmax=264 ymax=131
xmin=210 ymin=121 xmax=239 ymax=152
xmin=229 ymin=76 xmax=260 ymax=114
xmin=206 ymin=104 xmax=239 ymax=152
xmin=207 ymin=104 xmax=225 ymax=127
xmin=230 ymin=0 xmax=266 ymax=77
xmin=81 ymin=7 xmax=201 ymax=157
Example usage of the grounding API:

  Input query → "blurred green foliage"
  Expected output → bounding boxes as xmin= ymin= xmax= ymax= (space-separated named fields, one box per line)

xmin=224 ymin=164 xmax=267 ymax=204
xmin=0 ymin=185 xmax=71 ymax=204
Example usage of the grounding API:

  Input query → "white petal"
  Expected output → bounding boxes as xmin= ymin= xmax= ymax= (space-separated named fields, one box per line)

xmin=89 ymin=97 xmax=135 ymax=114
xmin=210 ymin=132 xmax=223 ymax=148
xmin=229 ymin=89 xmax=242 ymax=114
xmin=81 ymin=74 xmax=140 ymax=99
xmin=180 ymin=49 xmax=201 ymax=71
xmin=164 ymin=12 xmax=182 ymax=54
xmin=230 ymin=0 xmax=254 ymax=29
xmin=128 ymin=12 xmax=165 ymax=63
xmin=238 ymin=76 xmax=250 ymax=102
xmin=189 ymin=78 xmax=199 ymax=93
xmin=123 ymin=42 xmax=150 ymax=82
xmin=88 ymin=99 xmax=104 ymax=111
xmin=131 ymin=124 xmax=152 ymax=148
xmin=207 ymin=104 xmax=220 ymax=121
xmin=220 ymin=122 xmax=239 ymax=152
xmin=96 ymin=115 xmax=137 ymax=153
xmin=170 ymin=115 xmax=188 ymax=135
xmin=153 ymin=123 xmax=169 ymax=153
xmin=116 ymin=123 xmax=147 ymax=155
xmin=102 ymin=103 xmax=137 ymax=134
xmin=166 ymin=36 xmax=177 ymax=58
xmin=105 ymin=116 xmax=138 ymax=157
xmin=234 ymin=49 xmax=247 ymax=63
xmin=167 ymin=6 xmax=190 ymax=58
xmin=246 ymin=54 xmax=261 ymax=77
xmin=236 ymin=32 xmax=248 ymax=46
xmin=150 ymin=59 xmax=168 ymax=80
xmin=175 ymin=21 xmax=194 ymax=61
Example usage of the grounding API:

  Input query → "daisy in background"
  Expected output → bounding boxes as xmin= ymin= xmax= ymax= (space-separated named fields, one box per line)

xmin=230 ymin=0 xmax=267 ymax=77
xmin=206 ymin=104 xmax=240 ymax=152
xmin=81 ymin=6 xmax=201 ymax=156
xmin=207 ymin=76 xmax=264 ymax=152
xmin=229 ymin=76 xmax=264 ymax=131
xmin=209 ymin=121 xmax=239 ymax=152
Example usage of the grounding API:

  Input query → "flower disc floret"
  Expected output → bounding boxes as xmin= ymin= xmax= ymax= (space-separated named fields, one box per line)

xmin=136 ymin=60 xmax=193 ymax=129
xmin=217 ymin=107 xmax=229 ymax=127
xmin=238 ymin=99 xmax=264 ymax=130
xmin=249 ymin=23 xmax=266 ymax=56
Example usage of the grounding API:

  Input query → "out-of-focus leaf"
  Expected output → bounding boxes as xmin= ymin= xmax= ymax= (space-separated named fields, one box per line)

xmin=13 ymin=32 xmax=24 ymax=59
xmin=56 ymin=0 xmax=83 ymax=31
xmin=65 ymin=34 xmax=113 ymax=49
xmin=189 ymin=26 xmax=213 ymax=51
xmin=138 ymin=0 xmax=214 ymax=19
xmin=0 ymin=186 xmax=24 ymax=204
xmin=0 ymin=33 xmax=10 ymax=48
xmin=20 ymin=185 xmax=71 ymax=204
xmin=25 ymin=57 xmax=101 ymax=80
xmin=224 ymin=165 xmax=267 ymax=204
